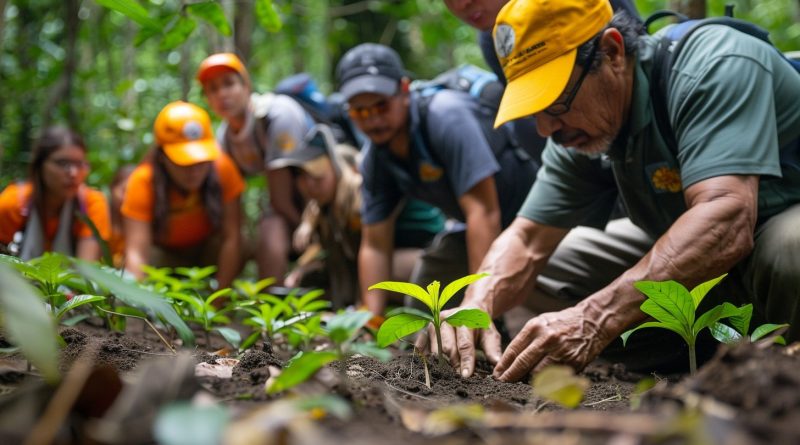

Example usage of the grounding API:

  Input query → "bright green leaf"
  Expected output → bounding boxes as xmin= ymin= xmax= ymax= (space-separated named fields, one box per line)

xmin=438 ymin=273 xmax=488 ymax=311
xmin=186 ymin=1 xmax=232 ymax=36
xmin=427 ymin=280 xmax=440 ymax=311
xmin=254 ymin=0 xmax=282 ymax=32
xmin=369 ymin=281 xmax=433 ymax=312
xmin=160 ymin=16 xmax=197 ymax=51
xmin=621 ymin=321 xmax=688 ymax=346
xmin=206 ymin=288 xmax=232 ymax=306
xmin=240 ymin=331 xmax=261 ymax=350
xmin=0 ymin=264 xmax=60 ymax=384
xmin=444 ymin=308 xmax=490 ymax=329
xmin=376 ymin=313 xmax=429 ymax=347
xmin=154 ymin=402 xmax=230 ymax=445
xmin=726 ymin=304 xmax=753 ymax=337
xmin=692 ymin=302 xmax=742 ymax=337
xmin=751 ymin=323 xmax=789 ymax=342
xmin=710 ymin=322 xmax=742 ymax=344
xmin=689 ymin=274 xmax=727 ymax=309
xmin=639 ymin=299 xmax=680 ymax=326
xmin=93 ymin=0 xmax=157 ymax=28
xmin=532 ymin=365 xmax=589 ymax=409
xmin=56 ymin=294 xmax=105 ymax=321
xmin=634 ymin=280 xmax=695 ymax=329
xmin=267 ymin=351 xmax=339 ymax=394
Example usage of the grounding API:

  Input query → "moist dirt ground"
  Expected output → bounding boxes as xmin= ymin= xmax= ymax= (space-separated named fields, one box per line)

xmin=1 ymin=318 xmax=799 ymax=445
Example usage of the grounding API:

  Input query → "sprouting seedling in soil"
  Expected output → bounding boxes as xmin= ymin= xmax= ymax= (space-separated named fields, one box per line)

xmin=370 ymin=273 xmax=491 ymax=365
xmin=267 ymin=310 xmax=391 ymax=394
xmin=621 ymin=274 xmax=788 ymax=374
xmin=531 ymin=365 xmax=590 ymax=409
xmin=168 ymin=288 xmax=240 ymax=348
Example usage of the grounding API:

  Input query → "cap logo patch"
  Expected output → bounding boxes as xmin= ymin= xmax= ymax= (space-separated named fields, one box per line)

xmin=367 ymin=66 xmax=379 ymax=75
xmin=494 ymin=23 xmax=515 ymax=59
xmin=182 ymin=121 xmax=204 ymax=140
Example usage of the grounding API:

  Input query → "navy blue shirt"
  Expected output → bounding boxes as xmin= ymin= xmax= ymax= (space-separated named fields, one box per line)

xmin=361 ymin=90 xmax=536 ymax=229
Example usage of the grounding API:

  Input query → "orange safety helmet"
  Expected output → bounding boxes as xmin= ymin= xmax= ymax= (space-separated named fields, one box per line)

xmin=154 ymin=101 xmax=220 ymax=166
xmin=196 ymin=53 xmax=250 ymax=86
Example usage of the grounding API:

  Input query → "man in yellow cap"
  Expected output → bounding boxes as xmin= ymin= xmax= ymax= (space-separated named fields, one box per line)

xmin=197 ymin=53 xmax=314 ymax=285
xmin=423 ymin=0 xmax=800 ymax=380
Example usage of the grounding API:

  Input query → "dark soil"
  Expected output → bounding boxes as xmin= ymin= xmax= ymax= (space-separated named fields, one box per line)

xmin=1 ymin=320 xmax=798 ymax=445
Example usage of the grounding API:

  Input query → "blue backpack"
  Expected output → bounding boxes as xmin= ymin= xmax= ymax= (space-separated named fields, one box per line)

xmin=274 ymin=73 xmax=364 ymax=148
xmin=646 ymin=8 xmax=800 ymax=153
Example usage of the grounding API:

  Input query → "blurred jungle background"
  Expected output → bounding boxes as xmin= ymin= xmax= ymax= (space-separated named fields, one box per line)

xmin=1 ymin=0 xmax=798 ymax=187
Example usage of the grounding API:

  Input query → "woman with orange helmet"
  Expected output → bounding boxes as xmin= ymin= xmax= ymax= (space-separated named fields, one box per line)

xmin=196 ymin=53 xmax=314 ymax=285
xmin=121 ymin=101 xmax=245 ymax=288
xmin=0 ymin=126 xmax=110 ymax=261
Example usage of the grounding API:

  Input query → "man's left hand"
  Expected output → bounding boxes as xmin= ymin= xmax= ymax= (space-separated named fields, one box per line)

xmin=492 ymin=306 xmax=613 ymax=381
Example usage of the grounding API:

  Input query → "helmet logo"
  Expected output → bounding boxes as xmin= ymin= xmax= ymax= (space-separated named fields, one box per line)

xmin=495 ymin=23 xmax=515 ymax=59
xmin=182 ymin=121 xmax=204 ymax=140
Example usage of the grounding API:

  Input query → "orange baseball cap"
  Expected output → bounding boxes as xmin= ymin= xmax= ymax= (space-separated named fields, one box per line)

xmin=493 ymin=0 xmax=612 ymax=127
xmin=154 ymin=101 xmax=220 ymax=166
xmin=196 ymin=53 xmax=250 ymax=85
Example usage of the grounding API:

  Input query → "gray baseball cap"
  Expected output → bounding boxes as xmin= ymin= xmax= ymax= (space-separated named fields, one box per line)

xmin=336 ymin=43 xmax=406 ymax=100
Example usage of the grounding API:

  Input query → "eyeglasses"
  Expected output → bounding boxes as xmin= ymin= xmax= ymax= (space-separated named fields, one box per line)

xmin=345 ymin=98 xmax=392 ymax=121
xmin=48 ymin=158 xmax=90 ymax=173
xmin=543 ymin=36 xmax=601 ymax=117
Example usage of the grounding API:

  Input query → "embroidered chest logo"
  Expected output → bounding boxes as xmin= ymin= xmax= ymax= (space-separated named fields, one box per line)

xmin=276 ymin=133 xmax=297 ymax=153
xmin=419 ymin=162 xmax=443 ymax=182
xmin=648 ymin=164 xmax=682 ymax=193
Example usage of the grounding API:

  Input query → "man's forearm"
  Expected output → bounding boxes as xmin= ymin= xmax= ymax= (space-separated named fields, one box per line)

xmin=465 ymin=210 xmax=501 ymax=273
xmin=359 ymin=245 xmax=392 ymax=314
xmin=464 ymin=218 xmax=568 ymax=317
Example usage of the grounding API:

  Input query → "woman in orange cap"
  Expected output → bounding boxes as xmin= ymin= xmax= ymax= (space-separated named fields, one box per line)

xmin=121 ymin=101 xmax=245 ymax=288
xmin=196 ymin=53 xmax=314 ymax=285
xmin=0 ymin=126 xmax=110 ymax=261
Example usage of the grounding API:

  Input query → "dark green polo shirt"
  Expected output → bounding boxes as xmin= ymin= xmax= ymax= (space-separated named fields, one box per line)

xmin=519 ymin=25 xmax=800 ymax=238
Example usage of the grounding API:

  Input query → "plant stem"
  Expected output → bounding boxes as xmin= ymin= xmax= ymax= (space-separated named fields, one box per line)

xmin=433 ymin=322 xmax=445 ymax=367
xmin=688 ymin=343 xmax=697 ymax=374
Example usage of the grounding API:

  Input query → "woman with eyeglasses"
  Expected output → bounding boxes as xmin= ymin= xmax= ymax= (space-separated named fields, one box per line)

xmin=0 ymin=126 xmax=111 ymax=261
xmin=121 ymin=101 xmax=245 ymax=288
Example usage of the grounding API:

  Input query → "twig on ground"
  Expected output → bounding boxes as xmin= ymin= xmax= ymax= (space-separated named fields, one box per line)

xmin=95 ymin=307 xmax=176 ymax=354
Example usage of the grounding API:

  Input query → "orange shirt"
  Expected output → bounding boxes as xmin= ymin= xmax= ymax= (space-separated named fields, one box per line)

xmin=121 ymin=154 xmax=244 ymax=248
xmin=0 ymin=182 xmax=111 ymax=250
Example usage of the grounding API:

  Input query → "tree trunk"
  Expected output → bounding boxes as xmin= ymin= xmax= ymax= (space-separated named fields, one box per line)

xmin=14 ymin=0 xmax=36 ymax=157
xmin=40 ymin=0 xmax=80 ymax=129
xmin=233 ymin=1 xmax=252 ymax=58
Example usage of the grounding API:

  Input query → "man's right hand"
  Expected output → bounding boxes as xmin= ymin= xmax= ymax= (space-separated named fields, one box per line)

xmin=414 ymin=304 xmax=503 ymax=378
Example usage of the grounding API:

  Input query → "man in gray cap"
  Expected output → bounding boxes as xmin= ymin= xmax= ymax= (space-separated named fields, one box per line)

xmin=336 ymin=43 xmax=538 ymax=316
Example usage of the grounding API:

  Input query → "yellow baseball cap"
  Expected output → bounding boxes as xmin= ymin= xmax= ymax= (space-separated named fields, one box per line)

xmin=493 ymin=0 xmax=612 ymax=127
xmin=154 ymin=101 xmax=221 ymax=166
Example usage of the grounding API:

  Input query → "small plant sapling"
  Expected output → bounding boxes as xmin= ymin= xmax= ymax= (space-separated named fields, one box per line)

xmin=370 ymin=273 xmax=491 ymax=365
xmin=621 ymin=274 xmax=787 ymax=374
xmin=0 ymin=253 xmax=105 ymax=324
xmin=168 ymin=288 xmax=240 ymax=348
xmin=267 ymin=310 xmax=391 ymax=394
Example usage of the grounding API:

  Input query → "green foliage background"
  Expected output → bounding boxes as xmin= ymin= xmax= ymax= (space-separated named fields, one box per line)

xmin=0 ymin=0 xmax=798 ymax=189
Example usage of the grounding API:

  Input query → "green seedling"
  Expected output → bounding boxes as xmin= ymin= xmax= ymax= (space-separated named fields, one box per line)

xmin=169 ymin=288 xmax=239 ymax=348
xmin=0 ymin=263 xmax=60 ymax=384
xmin=0 ymin=253 xmax=106 ymax=322
xmin=370 ymin=273 xmax=491 ymax=365
xmin=621 ymin=274 xmax=788 ymax=374
xmin=233 ymin=277 xmax=276 ymax=304
xmin=75 ymin=260 xmax=195 ymax=346
xmin=267 ymin=310 xmax=391 ymax=394
xmin=143 ymin=265 xmax=217 ymax=294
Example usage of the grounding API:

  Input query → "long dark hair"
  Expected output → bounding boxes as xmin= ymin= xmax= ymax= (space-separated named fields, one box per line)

xmin=145 ymin=147 xmax=223 ymax=242
xmin=29 ymin=126 xmax=87 ymax=214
